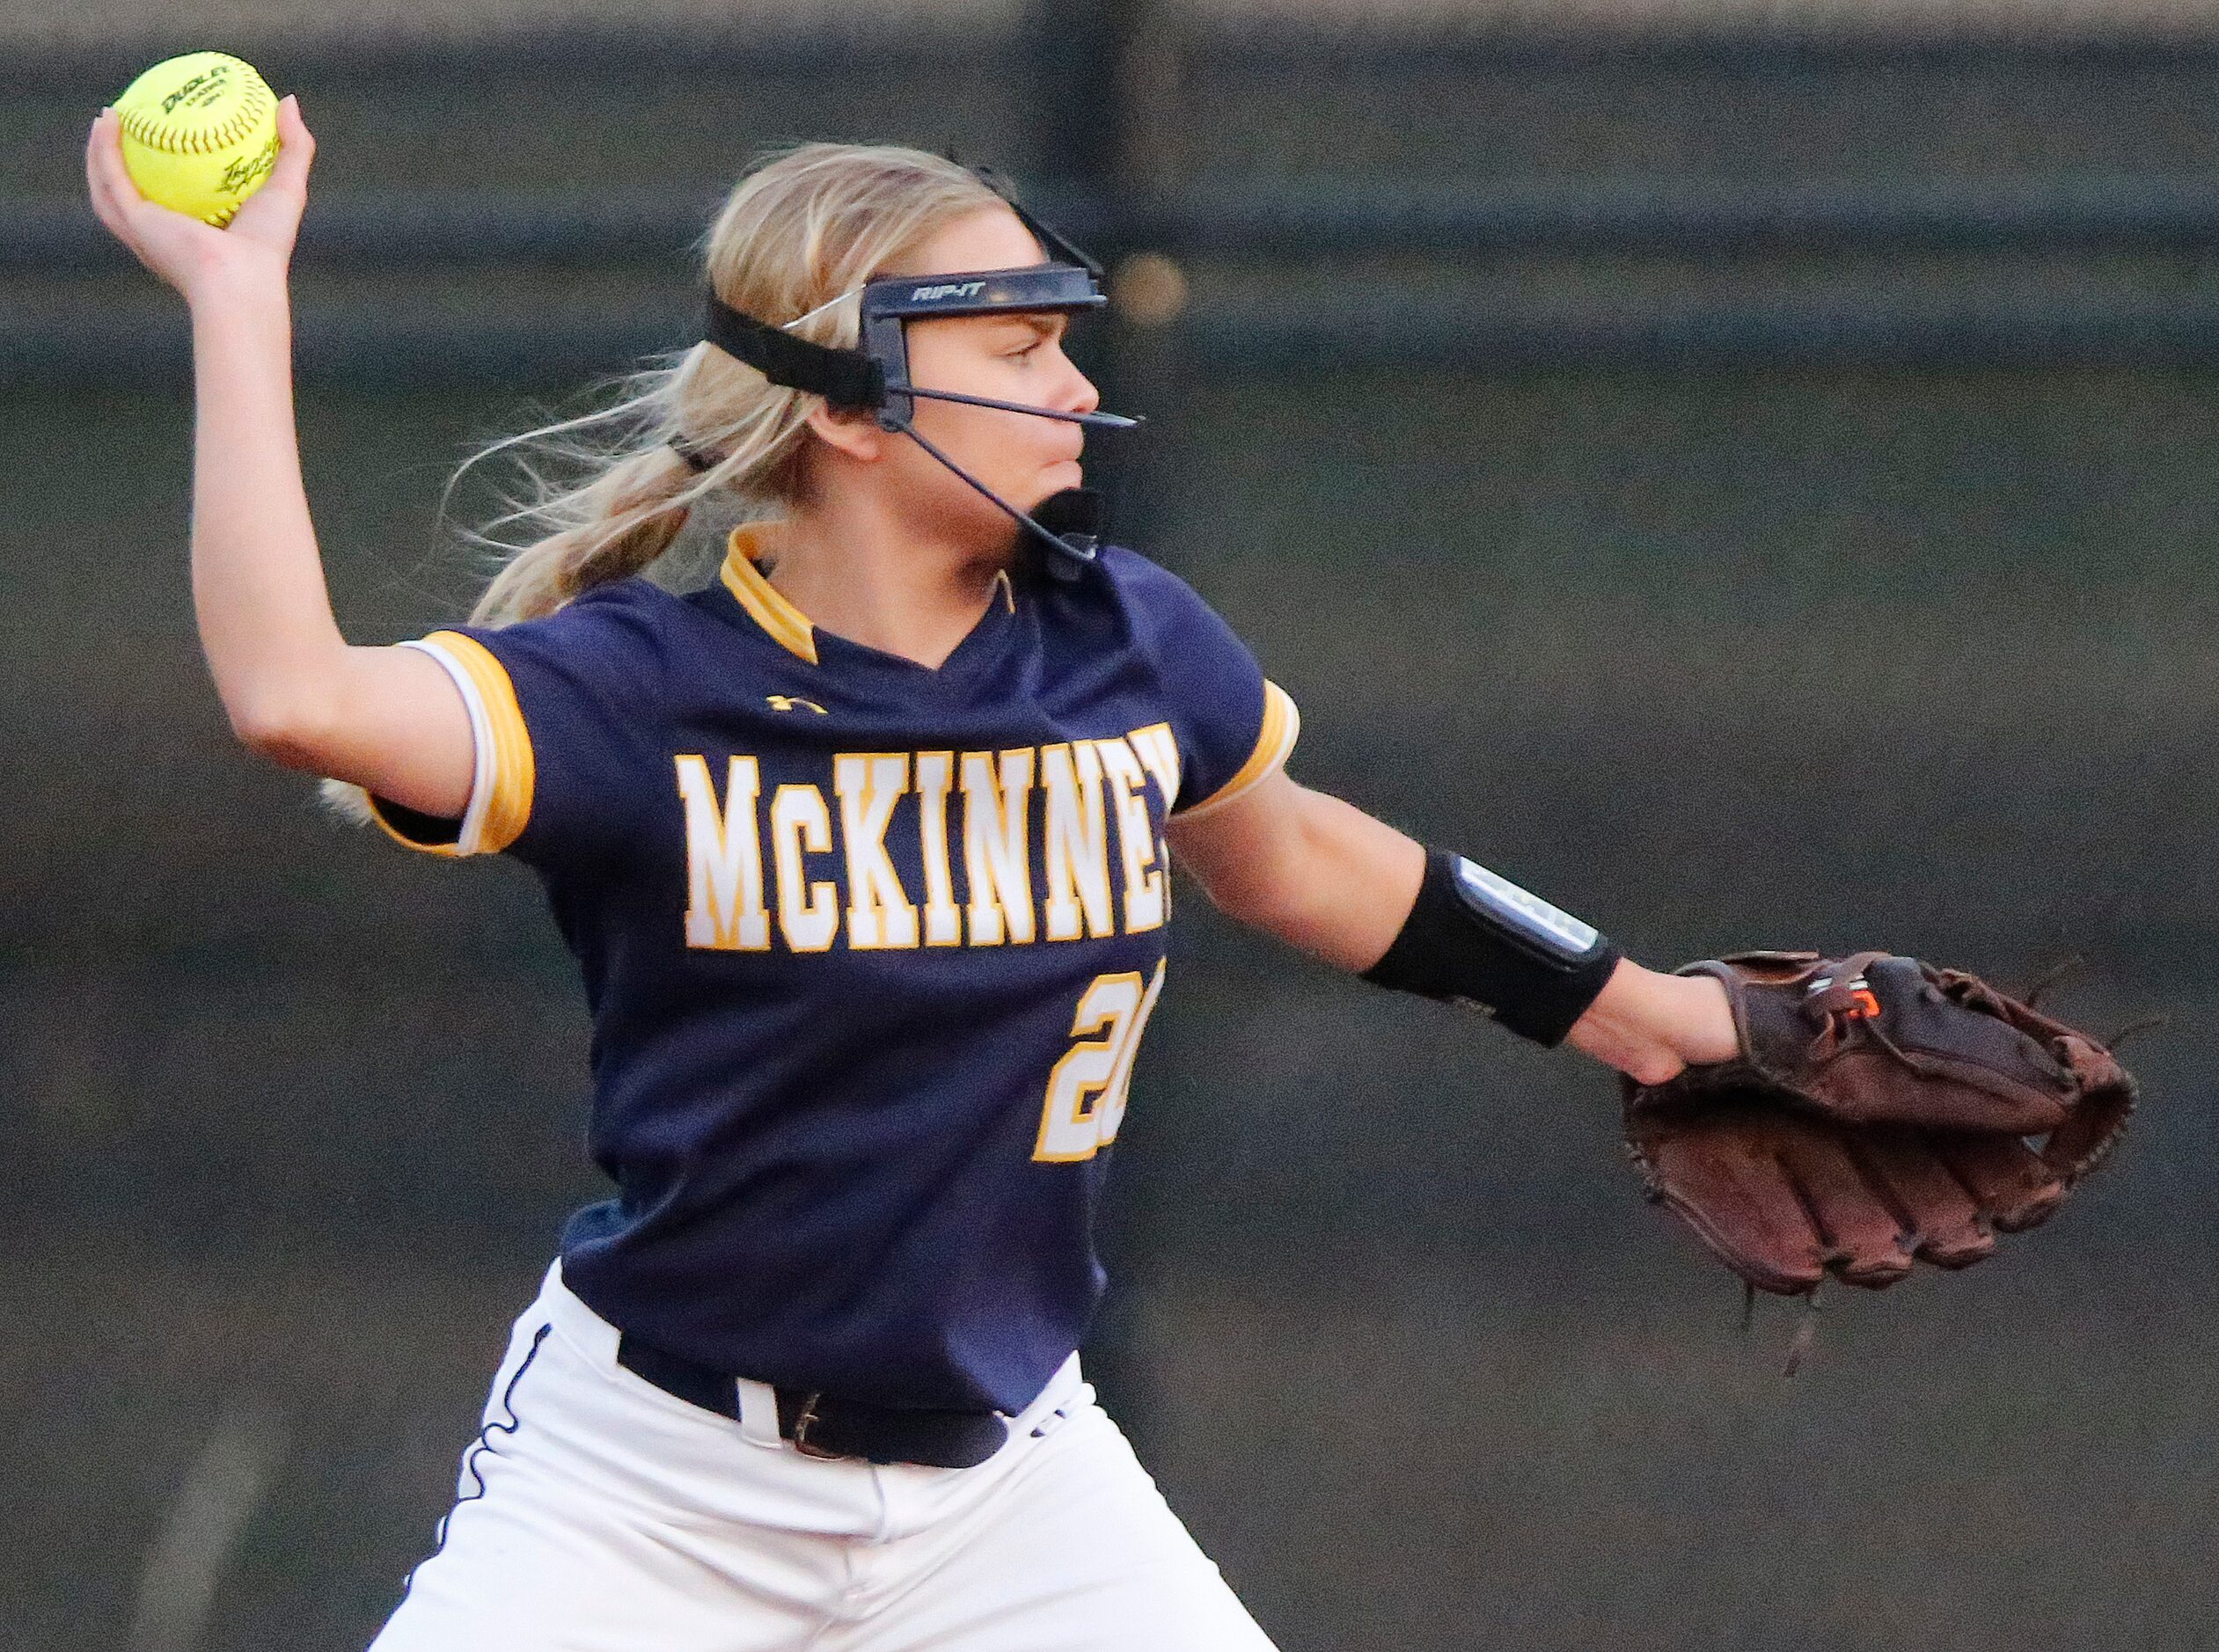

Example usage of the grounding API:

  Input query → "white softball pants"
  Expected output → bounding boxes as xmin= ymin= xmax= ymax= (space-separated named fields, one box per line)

xmin=370 ymin=1264 xmax=1278 ymax=1652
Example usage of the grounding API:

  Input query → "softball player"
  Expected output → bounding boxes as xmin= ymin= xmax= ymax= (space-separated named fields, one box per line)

xmin=88 ymin=105 xmax=1740 ymax=1650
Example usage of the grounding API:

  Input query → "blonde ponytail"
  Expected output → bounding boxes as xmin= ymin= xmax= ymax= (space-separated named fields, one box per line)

xmin=469 ymin=441 xmax=699 ymax=626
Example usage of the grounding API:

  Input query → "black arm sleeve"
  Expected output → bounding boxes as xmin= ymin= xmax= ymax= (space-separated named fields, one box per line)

xmin=1360 ymin=849 xmax=1622 ymax=1047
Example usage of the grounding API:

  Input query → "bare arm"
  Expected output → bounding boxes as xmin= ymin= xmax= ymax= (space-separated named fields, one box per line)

xmin=85 ymin=101 xmax=472 ymax=817
xmin=1166 ymin=770 xmax=1735 ymax=1084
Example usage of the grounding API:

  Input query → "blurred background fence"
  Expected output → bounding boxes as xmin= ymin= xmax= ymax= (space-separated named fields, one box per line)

xmin=7 ymin=4 xmax=2219 ymax=1649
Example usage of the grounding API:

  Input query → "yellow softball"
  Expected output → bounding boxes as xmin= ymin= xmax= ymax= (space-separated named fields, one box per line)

xmin=114 ymin=52 xmax=280 ymax=227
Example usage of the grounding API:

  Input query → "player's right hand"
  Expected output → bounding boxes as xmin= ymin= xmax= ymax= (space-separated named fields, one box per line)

xmin=84 ymin=95 xmax=316 ymax=302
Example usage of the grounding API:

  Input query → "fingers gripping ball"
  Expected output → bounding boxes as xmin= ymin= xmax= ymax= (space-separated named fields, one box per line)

xmin=1624 ymin=951 xmax=2137 ymax=1299
xmin=114 ymin=52 xmax=279 ymax=226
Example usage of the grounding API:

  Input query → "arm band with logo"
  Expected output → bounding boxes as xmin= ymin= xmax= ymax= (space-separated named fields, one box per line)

xmin=1360 ymin=850 xmax=1622 ymax=1047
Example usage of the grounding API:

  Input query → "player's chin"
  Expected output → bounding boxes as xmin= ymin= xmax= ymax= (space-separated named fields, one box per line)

xmin=992 ymin=462 xmax=1085 ymax=526
xmin=1036 ymin=458 xmax=1086 ymax=495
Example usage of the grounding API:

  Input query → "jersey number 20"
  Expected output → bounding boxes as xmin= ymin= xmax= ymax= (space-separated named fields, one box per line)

xmin=1033 ymin=961 xmax=1168 ymax=1163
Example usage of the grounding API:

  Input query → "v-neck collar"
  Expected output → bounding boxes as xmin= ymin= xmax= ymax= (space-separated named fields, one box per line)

xmin=716 ymin=523 xmax=1020 ymax=680
xmin=720 ymin=524 xmax=822 ymax=664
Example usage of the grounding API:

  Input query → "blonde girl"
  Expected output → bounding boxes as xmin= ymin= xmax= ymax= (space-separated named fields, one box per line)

xmin=87 ymin=97 xmax=1735 ymax=1651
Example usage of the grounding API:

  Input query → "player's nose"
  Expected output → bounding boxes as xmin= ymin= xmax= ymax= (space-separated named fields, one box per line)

xmin=1051 ymin=342 xmax=1101 ymax=418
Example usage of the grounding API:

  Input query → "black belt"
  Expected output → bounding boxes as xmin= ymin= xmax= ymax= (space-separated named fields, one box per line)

xmin=614 ymin=1332 xmax=1009 ymax=1469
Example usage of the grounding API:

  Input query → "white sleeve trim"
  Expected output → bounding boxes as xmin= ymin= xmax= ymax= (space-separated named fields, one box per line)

xmin=399 ymin=638 xmax=495 ymax=857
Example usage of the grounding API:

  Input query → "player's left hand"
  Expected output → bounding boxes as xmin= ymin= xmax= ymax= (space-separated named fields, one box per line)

xmin=1623 ymin=950 xmax=2136 ymax=1300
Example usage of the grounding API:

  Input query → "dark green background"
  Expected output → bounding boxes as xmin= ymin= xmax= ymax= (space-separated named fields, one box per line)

xmin=6 ymin=25 xmax=2217 ymax=1652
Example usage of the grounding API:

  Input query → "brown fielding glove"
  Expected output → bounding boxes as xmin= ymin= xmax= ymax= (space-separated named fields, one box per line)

xmin=1625 ymin=951 xmax=2136 ymax=1297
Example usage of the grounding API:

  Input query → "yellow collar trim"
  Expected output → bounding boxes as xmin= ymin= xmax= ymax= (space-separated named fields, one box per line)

xmin=721 ymin=525 xmax=1018 ymax=660
xmin=721 ymin=524 xmax=819 ymax=665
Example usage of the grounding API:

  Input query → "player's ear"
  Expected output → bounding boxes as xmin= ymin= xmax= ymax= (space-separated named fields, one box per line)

xmin=803 ymin=401 xmax=885 ymax=464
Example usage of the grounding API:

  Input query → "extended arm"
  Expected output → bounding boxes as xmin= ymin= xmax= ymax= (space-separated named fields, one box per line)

xmin=1166 ymin=770 xmax=1734 ymax=1084
xmin=85 ymin=102 xmax=472 ymax=816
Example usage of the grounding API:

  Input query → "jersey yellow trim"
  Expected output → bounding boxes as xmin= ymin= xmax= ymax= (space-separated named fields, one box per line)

xmin=364 ymin=792 xmax=469 ymax=858
xmin=427 ymin=632 xmax=535 ymax=853
xmin=366 ymin=632 xmax=536 ymax=857
xmin=722 ymin=524 xmax=819 ymax=665
xmin=1175 ymin=680 xmax=1300 ymax=822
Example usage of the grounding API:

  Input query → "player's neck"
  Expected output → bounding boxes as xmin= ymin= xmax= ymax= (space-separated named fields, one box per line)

xmin=765 ymin=495 xmax=1009 ymax=671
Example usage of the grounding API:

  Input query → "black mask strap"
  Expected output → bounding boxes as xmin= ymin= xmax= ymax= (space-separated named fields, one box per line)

xmin=703 ymin=293 xmax=885 ymax=409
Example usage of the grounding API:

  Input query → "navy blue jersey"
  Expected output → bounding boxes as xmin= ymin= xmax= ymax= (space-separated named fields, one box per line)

xmin=369 ymin=526 xmax=1298 ymax=1414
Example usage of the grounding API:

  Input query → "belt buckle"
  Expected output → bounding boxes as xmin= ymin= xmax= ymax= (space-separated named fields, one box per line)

xmin=787 ymin=1392 xmax=846 ymax=1460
